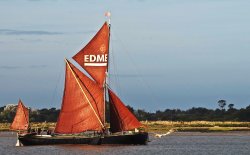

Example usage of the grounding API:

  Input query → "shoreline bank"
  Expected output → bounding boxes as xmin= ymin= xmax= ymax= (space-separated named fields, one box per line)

xmin=1 ymin=121 xmax=250 ymax=132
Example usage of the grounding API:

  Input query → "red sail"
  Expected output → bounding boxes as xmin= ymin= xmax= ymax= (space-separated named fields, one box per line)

xmin=55 ymin=60 xmax=104 ymax=134
xmin=72 ymin=22 xmax=109 ymax=86
xmin=68 ymin=60 xmax=104 ymax=123
xmin=10 ymin=100 xmax=29 ymax=131
xmin=108 ymin=89 xmax=142 ymax=133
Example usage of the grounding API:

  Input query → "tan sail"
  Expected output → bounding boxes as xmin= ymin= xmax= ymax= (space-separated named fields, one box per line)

xmin=54 ymin=60 xmax=104 ymax=134
xmin=10 ymin=100 xmax=29 ymax=131
xmin=108 ymin=89 xmax=142 ymax=133
xmin=73 ymin=22 xmax=110 ymax=86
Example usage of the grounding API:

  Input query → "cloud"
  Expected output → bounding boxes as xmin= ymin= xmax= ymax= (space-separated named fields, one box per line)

xmin=28 ymin=65 xmax=47 ymax=68
xmin=0 ymin=65 xmax=47 ymax=70
xmin=0 ymin=29 xmax=63 ymax=35
xmin=73 ymin=30 xmax=97 ymax=34
xmin=109 ymin=73 xmax=162 ymax=78
xmin=0 ymin=66 xmax=21 ymax=70
xmin=17 ymin=38 xmax=43 ymax=43
xmin=136 ymin=0 xmax=147 ymax=2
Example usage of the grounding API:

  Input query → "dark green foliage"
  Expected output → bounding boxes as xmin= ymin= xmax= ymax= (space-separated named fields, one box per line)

xmin=0 ymin=107 xmax=60 ymax=123
xmin=228 ymin=104 xmax=234 ymax=109
xmin=131 ymin=105 xmax=250 ymax=122
xmin=1 ymin=105 xmax=250 ymax=122
xmin=218 ymin=100 xmax=227 ymax=110
xmin=0 ymin=106 xmax=4 ymax=113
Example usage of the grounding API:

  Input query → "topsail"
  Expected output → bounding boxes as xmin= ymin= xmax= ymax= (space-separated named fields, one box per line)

xmin=73 ymin=22 xmax=110 ymax=86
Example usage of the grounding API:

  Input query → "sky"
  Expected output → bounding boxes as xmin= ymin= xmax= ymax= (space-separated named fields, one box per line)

xmin=0 ymin=0 xmax=250 ymax=111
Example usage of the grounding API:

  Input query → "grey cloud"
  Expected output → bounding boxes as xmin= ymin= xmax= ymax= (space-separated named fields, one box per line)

xmin=28 ymin=65 xmax=47 ymax=68
xmin=0 ymin=65 xmax=47 ymax=70
xmin=0 ymin=29 xmax=63 ymax=35
xmin=137 ymin=0 xmax=147 ymax=2
xmin=17 ymin=38 xmax=43 ymax=43
xmin=27 ymin=0 xmax=58 ymax=1
xmin=109 ymin=73 xmax=162 ymax=78
xmin=73 ymin=30 xmax=96 ymax=34
xmin=0 ymin=66 xmax=21 ymax=70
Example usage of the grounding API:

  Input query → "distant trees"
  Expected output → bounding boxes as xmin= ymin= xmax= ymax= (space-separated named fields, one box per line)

xmin=1 ymin=103 xmax=250 ymax=123
xmin=218 ymin=100 xmax=227 ymax=110
xmin=0 ymin=106 xmax=4 ymax=112
xmin=29 ymin=108 xmax=60 ymax=122
xmin=228 ymin=104 xmax=234 ymax=110
xmin=0 ymin=106 xmax=60 ymax=123
xmin=0 ymin=105 xmax=17 ymax=122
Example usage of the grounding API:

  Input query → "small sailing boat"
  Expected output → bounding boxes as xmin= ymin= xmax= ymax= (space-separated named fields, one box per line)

xmin=18 ymin=14 xmax=148 ymax=145
xmin=10 ymin=99 xmax=29 ymax=132
xmin=10 ymin=99 xmax=29 ymax=146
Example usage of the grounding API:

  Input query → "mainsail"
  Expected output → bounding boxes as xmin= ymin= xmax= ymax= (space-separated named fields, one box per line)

xmin=108 ymin=89 xmax=142 ymax=133
xmin=10 ymin=100 xmax=29 ymax=131
xmin=72 ymin=22 xmax=110 ymax=86
xmin=55 ymin=60 xmax=104 ymax=134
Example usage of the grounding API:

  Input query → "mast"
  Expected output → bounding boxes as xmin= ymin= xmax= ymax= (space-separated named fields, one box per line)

xmin=104 ymin=11 xmax=111 ymax=125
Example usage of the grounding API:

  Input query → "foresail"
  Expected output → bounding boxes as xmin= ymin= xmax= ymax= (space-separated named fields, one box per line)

xmin=68 ymin=60 xmax=104 ymax=124
xmin=108 ymin=89 xmax=142 ymax=133
xmin=10 ymin=100 xmax=29 ymax=131
xmin=55 ymin=60 xmax=104 ymax=134
xmin=72 ymin=22 xmax=109 ymax=86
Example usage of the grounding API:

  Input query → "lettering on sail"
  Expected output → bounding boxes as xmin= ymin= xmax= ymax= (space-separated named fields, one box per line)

xmin=84 ymin=44 xmax=108 ymax=66
xmin=84 ymin=54 xmax=108 ymax=66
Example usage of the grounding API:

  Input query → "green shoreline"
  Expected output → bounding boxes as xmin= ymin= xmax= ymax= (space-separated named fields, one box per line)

xmin=1 ymin=121 xmax=250 ymax=133
xmin=144 ymin=121 xmax=250 ymax=133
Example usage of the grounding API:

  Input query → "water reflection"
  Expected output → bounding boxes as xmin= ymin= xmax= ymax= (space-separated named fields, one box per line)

xmin=57 ymin=144 xmax=120 ymax=153
xmin=1 ymin=132 xmax=250 ymax=155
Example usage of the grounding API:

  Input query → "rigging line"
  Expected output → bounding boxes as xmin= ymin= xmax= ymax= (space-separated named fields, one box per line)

xmin=112 ymin=25 xmax=160 ymax=107
xmin=65 ymin=58 xmax=105 ymax=129
xmin=50 ymin=61 xmax=64 ymax=108
xmin=110 ymin=31 xmax=123 ymax=97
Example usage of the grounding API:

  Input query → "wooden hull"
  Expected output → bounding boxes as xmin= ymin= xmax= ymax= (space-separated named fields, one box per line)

xmin=18 ymin=132 xmax=148 ymax=146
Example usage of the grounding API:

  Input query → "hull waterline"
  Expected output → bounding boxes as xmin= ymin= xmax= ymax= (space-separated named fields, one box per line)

xmin=18 ymin=132 xmax=148 ymax=146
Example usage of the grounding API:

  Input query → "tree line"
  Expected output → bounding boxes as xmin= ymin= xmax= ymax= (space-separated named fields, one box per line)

xmin=0 ymin=100 xmax=250 ymax=123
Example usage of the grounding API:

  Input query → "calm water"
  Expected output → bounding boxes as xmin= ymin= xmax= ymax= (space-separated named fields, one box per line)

xmin=0 ymin=132 xmax=250 ymax=155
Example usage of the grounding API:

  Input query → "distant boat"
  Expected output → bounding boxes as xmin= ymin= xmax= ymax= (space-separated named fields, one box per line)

xmin=10 ymin=99 xmax=29 ymax=131
xmin=18 ymin=15 xmax=148 ymax=145
xmin=10 ymin=99 xmax=29 ymax=146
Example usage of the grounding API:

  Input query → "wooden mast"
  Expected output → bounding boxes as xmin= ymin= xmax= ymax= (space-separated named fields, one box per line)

xmin=104 ymin=12 xmax=111 ymax=126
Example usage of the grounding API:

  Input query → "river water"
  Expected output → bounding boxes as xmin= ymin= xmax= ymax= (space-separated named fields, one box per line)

xmin=0 ymin=132 xmax=250 ymax=155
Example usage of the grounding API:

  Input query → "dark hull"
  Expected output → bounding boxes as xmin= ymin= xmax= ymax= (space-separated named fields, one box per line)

xmin=18 ymin=132 xmax=148 ymax=146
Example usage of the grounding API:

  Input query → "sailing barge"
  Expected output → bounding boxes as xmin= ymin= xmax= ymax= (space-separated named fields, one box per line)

xmin=16 ymin=16 xmax=148 ymax=145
